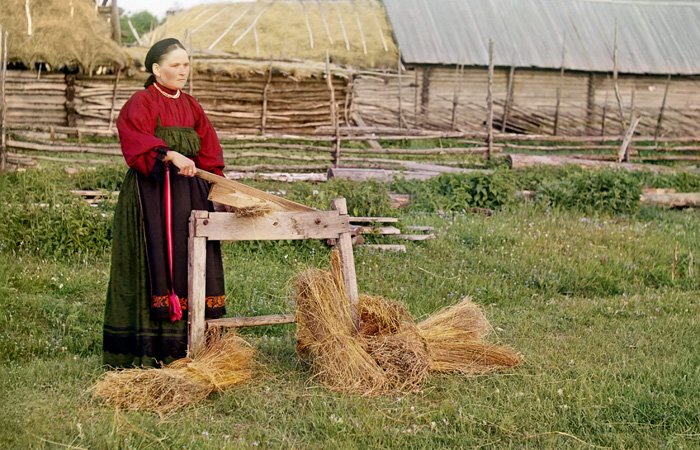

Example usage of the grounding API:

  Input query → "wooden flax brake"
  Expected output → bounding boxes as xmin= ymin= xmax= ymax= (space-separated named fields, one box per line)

xmin=187 ymin=169 xmax=359 ymax=354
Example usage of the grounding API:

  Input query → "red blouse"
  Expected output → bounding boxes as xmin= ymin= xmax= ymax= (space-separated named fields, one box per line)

xmin=116 ymin=83 xmax=225 ymax=176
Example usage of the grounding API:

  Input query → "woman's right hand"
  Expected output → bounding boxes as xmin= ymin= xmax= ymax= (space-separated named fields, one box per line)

xmin=165 ymin=151 xmax=197 ymax=177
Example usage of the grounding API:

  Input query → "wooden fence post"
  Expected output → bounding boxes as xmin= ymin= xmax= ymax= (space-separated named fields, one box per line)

xmin=261 ymin=60 xmax=273 ymax=134
xmin=501 ymin=65 xmax=514 ymax=132
xmin=330 ymin=197 xmax=359 ymax=331
xmin=0 ymin=27 xmax=7 ymax=171
xmin=107 ymin=68 xmax=121 ymax=131
xmin=485 ymin=39 xmax=494 ymax=160
xmin=654 ymin=75 xmax=671 ymax=141
xmin=326 ymin=52 xmax=340 ymax=167
xmin=187 ymin=210 xmax=209 ymax=355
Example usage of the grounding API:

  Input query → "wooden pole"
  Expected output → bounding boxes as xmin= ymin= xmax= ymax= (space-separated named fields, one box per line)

xmin=326 ymin=52 xmax=340 ymax=167
xmin=654 ymin=75 xmax=671 ymax=141
xmin=187 ymin=210 xmax=209 ymax=355
xmin=336 ymin=6 xmax=350 ymax=51
xmin=601 ymin=75 xmax=610 ymax=136
xmin=413 ymin=69 xmax=419 ymax=127
xmin=0 ymin=28 xmax=7 ymax=171
xmin=451 ymin=64 xmax=463 ymax=131
xmin=612 ymin=20 xmax=627 ymax=130
xmin=486 ymin=39 xmax=494 ymax=160
xmin=585 ymin=73 xmax=595 ymax=134
xmin=353 ymin=2 xmax=367 ymax=55
xmin=186 ymin=30 xmax=194 ymax=95
xmin=25 ymin=0 xmax=32 ymax=36
xmin=397 ymin=48 xmax=403 ymax=128
xmin=261 ymin=60 xmax=273 ymax=134
xmin=330 ymin=197 xmax=359 ymax=331
xmin=107 ymin=68 xmax=121 ymax=131
xmin=501 ymin=65 xmax=514 ymax=132
xmin=317 ymin=0 xmax=334 ymax=45
xmin=110 ymin=0 xmax=121 ymax=45
xmin=420 ymin=67 xmax=431 ymax=127
xmin=300 ymin=0 xmax=314 ymax=49
xmin=618 ymin=114 xmax=641 ymax=163
xmin=553 ymin=36 xmax=566 ymax=135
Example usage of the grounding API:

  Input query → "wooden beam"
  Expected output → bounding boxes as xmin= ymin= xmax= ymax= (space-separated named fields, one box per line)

xmin=191 ymin=211 xmax=350 ymax=241
xmin=330 ymin=197 xmax=359 ymax=330
xmin=486 ymin=39 xmax=494 ymax=159
xmin=207 ymin=314 xmax=296 ymax=328
xmin=654 ymin=75 xmax=671 ymax=141
xmin=187 ymin=210 xmax=209 ymax=355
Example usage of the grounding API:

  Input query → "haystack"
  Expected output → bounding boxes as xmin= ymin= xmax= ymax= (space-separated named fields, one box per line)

xmin=292 ymin=252 xmax=522 ymax=396
xmin=141 ymin=0 xmax=397 ymax=69
xmin=94 ymin=331 xmax=255 ymax=416
xmin=0 ymin=0 xmax=128 ymax=73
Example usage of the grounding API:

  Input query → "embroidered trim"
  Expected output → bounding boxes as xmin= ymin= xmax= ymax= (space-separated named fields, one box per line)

xmin=151 ymin=294 xmax=226 ymax=310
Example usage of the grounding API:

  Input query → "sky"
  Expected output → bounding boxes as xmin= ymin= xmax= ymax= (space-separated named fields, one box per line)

xmin=117 ymin=0 xmax=248 ymax=19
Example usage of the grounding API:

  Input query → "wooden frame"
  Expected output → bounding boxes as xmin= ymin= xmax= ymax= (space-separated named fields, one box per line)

xmin=187 ymin=198 xmax=358 ymax=354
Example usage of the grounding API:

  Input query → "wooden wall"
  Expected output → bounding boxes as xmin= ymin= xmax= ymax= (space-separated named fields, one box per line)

xmin=353 ymin=66 xmax=700 ymax=137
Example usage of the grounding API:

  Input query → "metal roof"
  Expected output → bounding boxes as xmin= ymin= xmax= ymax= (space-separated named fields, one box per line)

xmin=383 ymin=0 xmax=700 ymax=74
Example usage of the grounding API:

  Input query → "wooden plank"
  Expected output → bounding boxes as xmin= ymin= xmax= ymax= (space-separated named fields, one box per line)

xmin=394 ymin=234 xmax=435 ymax=241
xmin=351 ymin=225 xmax=401 ymax=235
xmin=405 ymin=225 xmax=434 ymax=232
xmin=207 ymin=313 xmax=296 ymax=328
xmin=330 ymin=197 xmax=359 ymax=330
xmin=192 ymin=210 xmax=350 ymax=241
xmin=349 ymin=216 xmax=398 ymax=223
xmin=359 ymin=244 xmax=406 ymax=252
xmin=187 ymin=210 xmax=209 ymax=355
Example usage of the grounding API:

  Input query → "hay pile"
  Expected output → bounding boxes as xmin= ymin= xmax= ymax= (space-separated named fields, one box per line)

xmin=94 ymin=331 xmax=255 ymax=416
xmin=293 ymin=250 xmax=521 ymax=396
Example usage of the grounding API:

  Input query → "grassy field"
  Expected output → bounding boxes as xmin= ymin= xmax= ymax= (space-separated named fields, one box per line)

xmin=0 ymin=165 xmax=699 ymax=449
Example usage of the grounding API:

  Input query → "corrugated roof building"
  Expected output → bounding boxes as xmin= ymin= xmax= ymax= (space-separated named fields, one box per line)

xmin=351 ymin=0 xmax=700 ymax=136
xmin=383 ymin=0 xmax=700 ymax=75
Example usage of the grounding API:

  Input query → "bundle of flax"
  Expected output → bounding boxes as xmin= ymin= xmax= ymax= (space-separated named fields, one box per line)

xmin=293 ymin=251 xmax=521 ymax=396
xmin=94 ymin=331 xmax=255 ymax=415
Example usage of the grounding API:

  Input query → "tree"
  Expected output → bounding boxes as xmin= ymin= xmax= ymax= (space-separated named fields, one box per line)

xmin=119 ymin=11 xmax=161 ymax=45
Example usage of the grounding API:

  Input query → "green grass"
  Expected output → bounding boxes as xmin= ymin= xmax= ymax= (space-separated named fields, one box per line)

xmin=1 ymin=166 xmax=699 ymax=448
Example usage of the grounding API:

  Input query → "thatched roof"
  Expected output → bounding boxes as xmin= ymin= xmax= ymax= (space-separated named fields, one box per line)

xmin=140 ymin=0 xmax=397 ymax=69
xmin=0 ymin=0 xmax=129 ymax=73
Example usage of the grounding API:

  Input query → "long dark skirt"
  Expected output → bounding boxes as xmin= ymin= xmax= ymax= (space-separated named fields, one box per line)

xmin=103 ymin=169 xmax=226 ymax=367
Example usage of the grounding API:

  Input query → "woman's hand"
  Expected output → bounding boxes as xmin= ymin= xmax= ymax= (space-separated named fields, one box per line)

xmin=165 ymin=151 xmax=197 ymax=177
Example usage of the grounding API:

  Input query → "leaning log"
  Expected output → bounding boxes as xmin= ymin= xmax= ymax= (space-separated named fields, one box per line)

xmin=506 ymin=153 xmax=675 ymax=173
xmin=640 ymin=192 xmax=700 ymax=208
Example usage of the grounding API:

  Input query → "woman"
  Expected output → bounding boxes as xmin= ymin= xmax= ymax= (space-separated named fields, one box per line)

xmin=103 ymin=38 xmax=227 ymax=367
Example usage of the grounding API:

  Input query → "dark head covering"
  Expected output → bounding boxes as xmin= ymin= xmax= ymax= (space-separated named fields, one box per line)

xmin=144 ymin=38 xmax=186 ymax=88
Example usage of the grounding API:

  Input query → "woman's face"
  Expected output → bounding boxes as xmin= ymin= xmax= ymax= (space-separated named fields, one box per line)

xmin=153 ymin=48 xmax=190 ymax=90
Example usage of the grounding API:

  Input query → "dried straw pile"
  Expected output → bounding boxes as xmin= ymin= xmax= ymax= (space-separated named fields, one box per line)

xmin=94 ymin=331 xmax=255 ymax=416
xmin=293 ymin=251 xmax=521 ymax=396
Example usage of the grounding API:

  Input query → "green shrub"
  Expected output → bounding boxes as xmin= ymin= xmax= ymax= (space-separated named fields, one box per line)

xmin=538 ymin=168 xmax=642 ymax=214
xmin=391 ymin=170 xmax=516 ymax=213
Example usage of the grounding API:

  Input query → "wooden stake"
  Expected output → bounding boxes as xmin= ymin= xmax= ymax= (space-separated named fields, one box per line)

xmin=186 ymin=30 xmax=194 ymax=95
xmin=655 ymin=75 xmax=671 ymax=141
xmin=317 ymin=0 xmax=334 ymax=45
xmin=397 ymin=48 xmax=403 ymax=128
xmin=261 ymin=61 xmax=273 ymax=134
xmin=553 ymin=36 xmax=566 ymax=135
xmin=326 ymin=52 xmax=340 ymax=167
xmin=612 ymin=20 xmax=627 ymax=130
xmin=420 ymin=67 xmax=431 ymax=127
xmin=127 ymin=18 xmax=143 ymax=46
xmin=486 ymin=39 xmax=494 ymax=160
xmin=107 ymin=68 xmax=121 ymax=131
xmin=187 ymin=210 xmax=209 ymax=355
xmin=25 ymin=0 xmax=32 ymax=36
xmin=232 ymin=5 xmax=269 ymax=47
xmin=330 ymin=197 xmax=359 ymax=330
xmin=0 ymin=28 xmax=7 ymax=171
xmin=618 ymin=113 xmax=641 ymax=163
xmin=585 ymin=73 xmax=595 ymax=134
xmin=207 ymin=4 xmax=253 ymax=50
xmin=300 ymin=0 xmax=314 ymax=49
xmin=501 ymin=65 xmax=514 ymax=132
xmin=110 ymin=0 xmax=121 ymax=45
xmin=601 ymin=75 xmax=610 ymax=136
xmin=336 ymin=6 xmax=350 ymax=51
xmin=353 ymin=2 xmax=367 ymax=55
